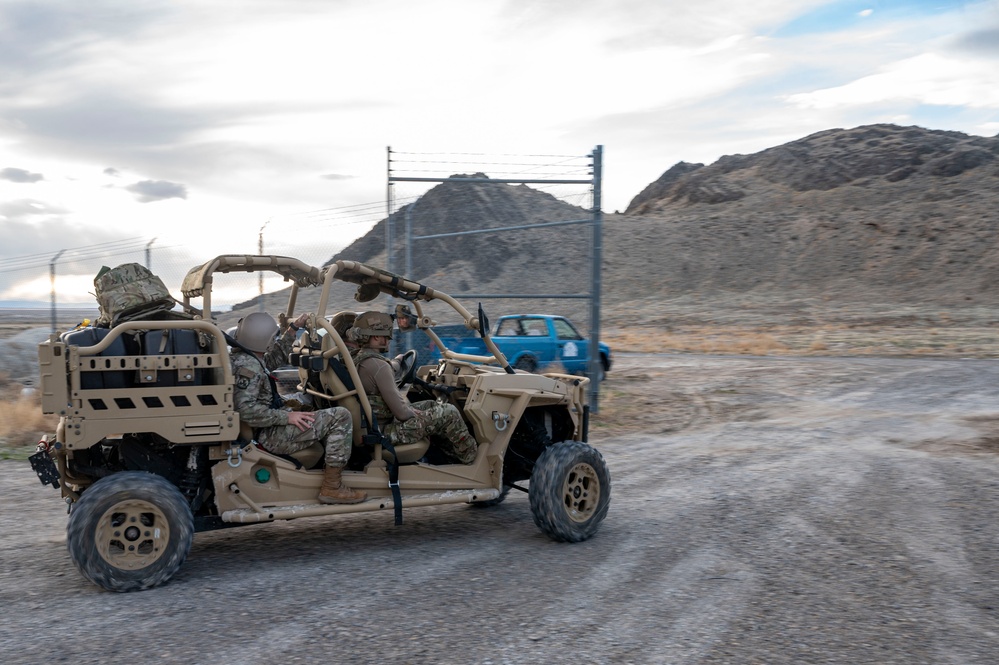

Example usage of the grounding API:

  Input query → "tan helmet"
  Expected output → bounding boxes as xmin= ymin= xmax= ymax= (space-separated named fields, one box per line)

xmin=348 ymin=310 xmax=394 ymax=345
xmin=330 ymin=311 xmax=357 ymax=339
xmin=235 ymin=312 xmax=279 ymax=353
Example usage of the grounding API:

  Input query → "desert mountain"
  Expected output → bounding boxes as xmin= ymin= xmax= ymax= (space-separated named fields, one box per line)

xmin=244 ymin=123 xmax=999 ymax=328
xmin=614 ymin=124 xmax=999 ymax=306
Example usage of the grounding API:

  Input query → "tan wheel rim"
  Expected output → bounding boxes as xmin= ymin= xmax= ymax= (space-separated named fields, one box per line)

xmin=562 ymin=463 xmax=600 ymax=523
xmin=94 ymin=500 xmax=171 ymax=570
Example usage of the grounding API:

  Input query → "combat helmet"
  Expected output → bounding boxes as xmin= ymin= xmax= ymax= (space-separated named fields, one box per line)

xmin=235 ymin=312 xmax=279 ymax=353
xmin=348 ymin=310 xmax=394 ymax=346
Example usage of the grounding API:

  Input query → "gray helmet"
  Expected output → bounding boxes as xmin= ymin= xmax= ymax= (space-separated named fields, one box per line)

xmin=235 ymin=312 xmax=279 ymax=353
xmin=348 ymin=310 xmax=393 ymax=345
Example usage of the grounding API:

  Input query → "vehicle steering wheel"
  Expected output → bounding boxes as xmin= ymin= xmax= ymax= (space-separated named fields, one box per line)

xmin=394 ymin=349 xmax=419 ymax=389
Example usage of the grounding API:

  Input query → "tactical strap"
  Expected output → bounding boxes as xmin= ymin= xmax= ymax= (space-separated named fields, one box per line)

xmin=334 ymin=352 xmax=403 ymax=525
xmin=327 ymin=357 xmax=355 ymax=392
xmin=363 ymin=414 xmax=403 ymax=525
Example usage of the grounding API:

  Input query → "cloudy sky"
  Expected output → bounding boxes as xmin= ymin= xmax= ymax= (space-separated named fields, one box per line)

xmin=1 ymin=0 xmax=998 ymax=306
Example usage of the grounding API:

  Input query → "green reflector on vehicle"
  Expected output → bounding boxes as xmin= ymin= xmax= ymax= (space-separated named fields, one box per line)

xmin=255 ymin=468 xmax=271 ymax=483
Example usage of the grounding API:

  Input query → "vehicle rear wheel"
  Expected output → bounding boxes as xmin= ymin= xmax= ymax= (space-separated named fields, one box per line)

xmin=67 ymin=471 xmax=194 ymax=592
xmin=529 ymin=441 xmax=610 ymax=542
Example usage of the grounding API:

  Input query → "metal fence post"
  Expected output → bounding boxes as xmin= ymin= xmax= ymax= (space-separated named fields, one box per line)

xmin=258 ymin=220 xmax=269 ymax=312
xmin=589 ymin=145 xmax=603 ymax=413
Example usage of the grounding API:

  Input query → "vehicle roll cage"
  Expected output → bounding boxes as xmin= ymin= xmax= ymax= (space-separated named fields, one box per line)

xmin=180 ymin=254 xmax=516 ymax=379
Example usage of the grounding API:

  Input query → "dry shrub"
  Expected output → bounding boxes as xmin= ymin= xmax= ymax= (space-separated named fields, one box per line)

xmin=605 ymin=328 xmax=796 ymax=355
xmin=694 ymin=334 xmax=790 ymax=355
xmin=0 ymin=377 xmax=58 ymax=450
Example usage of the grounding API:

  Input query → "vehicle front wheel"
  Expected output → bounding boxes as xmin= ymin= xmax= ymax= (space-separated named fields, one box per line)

xmin=67 ymin=471 xmax=194 ymax=592
xmin=529 ymin=441 xmax=610 ymax=542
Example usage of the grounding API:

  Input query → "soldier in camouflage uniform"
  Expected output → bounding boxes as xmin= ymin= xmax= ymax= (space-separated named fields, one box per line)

xmin=231 ymin=311 xmax=366 ymax=504
xmin=348 ymin=311 xmax=478 ymax=465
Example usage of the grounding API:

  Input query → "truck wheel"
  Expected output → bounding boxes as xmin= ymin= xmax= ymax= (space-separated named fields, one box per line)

xmin=514 ymin=356 xmax=537 ymax=373
xmin=67 ymin=471 xmax=194 ymax=592
xmin=529 ymin=441 xmax=610 ymax=542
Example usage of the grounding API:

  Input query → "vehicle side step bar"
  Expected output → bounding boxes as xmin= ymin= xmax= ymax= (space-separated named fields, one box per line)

xmin=221 ymin=488 xmax=501 ymax=523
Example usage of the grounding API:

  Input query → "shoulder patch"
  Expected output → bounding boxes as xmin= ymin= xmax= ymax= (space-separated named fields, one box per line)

xmin=235 ymin=366 xmax=256 ymax=390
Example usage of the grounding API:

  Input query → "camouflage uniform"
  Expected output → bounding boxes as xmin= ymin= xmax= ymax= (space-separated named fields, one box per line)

xmin=232 ymin=326 xmax=352 ymax=467
xmin=353 ymin=349 xmax=477 ymax=464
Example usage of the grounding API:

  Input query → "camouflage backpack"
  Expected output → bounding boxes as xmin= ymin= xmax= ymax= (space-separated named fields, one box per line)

xmin=93 ymin=263 xmax=176 ymax=327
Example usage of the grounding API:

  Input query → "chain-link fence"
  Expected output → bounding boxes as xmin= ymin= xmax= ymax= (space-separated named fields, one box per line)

xmin=386 ymin=146 xmax=603 ymax=408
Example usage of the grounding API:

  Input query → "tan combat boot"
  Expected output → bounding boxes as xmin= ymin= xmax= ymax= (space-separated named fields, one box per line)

xmin=318 ymin=466 xmax=367 ymax=504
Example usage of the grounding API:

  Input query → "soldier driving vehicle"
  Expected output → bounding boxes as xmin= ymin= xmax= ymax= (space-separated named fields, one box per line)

xmin=29 ymin=255 xmax=611 ymax=592
xmin=348 ymin=310 xmax=477 ymax=465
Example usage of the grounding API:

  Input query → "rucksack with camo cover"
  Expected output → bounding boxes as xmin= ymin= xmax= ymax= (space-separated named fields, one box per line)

xmin=93 ymin=263 xmax=176 ymax=327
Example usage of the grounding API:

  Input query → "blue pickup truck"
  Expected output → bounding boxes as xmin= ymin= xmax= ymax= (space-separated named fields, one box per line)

xmin=415 ymin=314 xmax=611 ymax=379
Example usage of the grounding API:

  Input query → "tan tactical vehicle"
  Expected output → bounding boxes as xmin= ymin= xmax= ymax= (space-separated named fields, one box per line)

xmin=31 ymin=255 xmax=610 ymax=592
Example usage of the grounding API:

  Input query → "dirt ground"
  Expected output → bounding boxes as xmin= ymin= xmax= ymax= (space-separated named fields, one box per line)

xmin=1 ymin=351 xmax=998 ymax=664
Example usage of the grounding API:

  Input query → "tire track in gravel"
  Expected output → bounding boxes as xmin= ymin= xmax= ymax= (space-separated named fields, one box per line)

xmin=4 ymin=354 xmax=999 ymax=664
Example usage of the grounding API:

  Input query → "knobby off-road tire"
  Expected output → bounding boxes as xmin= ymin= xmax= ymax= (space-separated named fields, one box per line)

xmin=529 ymin=441 xmax=611 ymax=542
xmin=67 ymin=471 xmax=194 ymax=592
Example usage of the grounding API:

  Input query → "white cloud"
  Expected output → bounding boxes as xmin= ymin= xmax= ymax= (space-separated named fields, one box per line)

xmin=785 ymin=52 xmax=999 ymax=110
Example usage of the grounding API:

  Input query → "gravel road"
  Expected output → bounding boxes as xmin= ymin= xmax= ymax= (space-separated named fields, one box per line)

xmin=2 ymin=353 xmax=997 ymax=664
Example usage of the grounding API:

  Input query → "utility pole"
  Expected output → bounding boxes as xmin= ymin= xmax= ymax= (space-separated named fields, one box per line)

xmin=145 ymin=237 xmax=157 ymax=270
xmin=386 ymin=146 xmax=394 ymax=276
xmin=49 ymin=249 xmax=65 ymax=333
xmin=258 ymin=220 xmax=269 ymax=311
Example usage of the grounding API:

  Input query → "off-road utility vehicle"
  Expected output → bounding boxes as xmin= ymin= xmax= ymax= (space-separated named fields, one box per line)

xmin=31 ymin=255 xmax=610 ymax=592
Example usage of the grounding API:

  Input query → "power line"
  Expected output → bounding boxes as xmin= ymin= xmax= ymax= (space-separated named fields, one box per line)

xmin=0 ymin=238 xmax=155 ymax=274
xmin=0 ymin=236 xmax=148 ymax=268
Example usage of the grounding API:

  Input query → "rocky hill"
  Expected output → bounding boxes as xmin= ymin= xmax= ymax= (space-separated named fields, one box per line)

xmin=242 ymin=124 xmax=999 ymax=333
xmin=615 ymin=124 xmax=999 ymax=305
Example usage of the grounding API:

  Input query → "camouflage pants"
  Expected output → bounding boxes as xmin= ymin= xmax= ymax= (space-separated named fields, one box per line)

xmin=385 ymin=400 xmax=477 ymax=464
xmin=258 ymin=406 xmax=353 ymax=467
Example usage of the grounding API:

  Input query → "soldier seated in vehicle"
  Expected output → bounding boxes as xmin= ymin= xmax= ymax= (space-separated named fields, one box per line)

xmin=347 ymin=311 xmax=478 ymax=465
xmin=231 ymin=311 xmax=366 ymax=504
xmin=329 ymin=311 xmax=359 ymax=354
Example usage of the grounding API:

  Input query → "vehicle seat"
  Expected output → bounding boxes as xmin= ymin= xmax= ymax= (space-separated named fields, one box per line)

xmin=283 ymin=441 xmax=324 ymax=469
xmin=317 ymin=334 xmax=430 ymax=464
xmin=382 ymin=438 xmax=430 ymax=464
xmin=239 ymin=422 xmax=325 ymax=468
